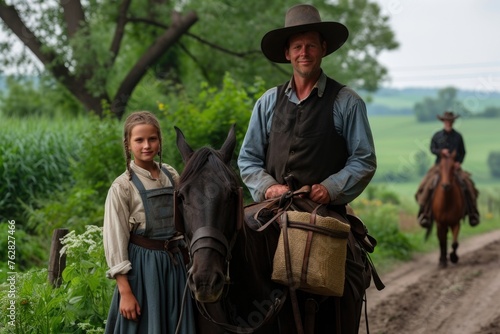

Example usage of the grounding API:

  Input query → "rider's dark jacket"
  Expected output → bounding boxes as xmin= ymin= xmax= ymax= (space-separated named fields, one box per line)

xmin=430 ymin=129 xmax=465 ymax=164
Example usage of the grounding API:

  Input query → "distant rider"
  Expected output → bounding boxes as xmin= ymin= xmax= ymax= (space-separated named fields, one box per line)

xmin=415 ymin=111 xmax=480 ymax=228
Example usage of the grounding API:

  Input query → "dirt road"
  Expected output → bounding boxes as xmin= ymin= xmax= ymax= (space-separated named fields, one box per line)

xmin=359 ymin=228 xmax=500 ymax=334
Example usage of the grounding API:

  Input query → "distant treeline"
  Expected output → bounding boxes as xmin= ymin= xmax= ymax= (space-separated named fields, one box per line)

xmin=2 ymin=75 xmax=500 ymax=118
xmin=364 ymin=87 xmax=500 ymax=118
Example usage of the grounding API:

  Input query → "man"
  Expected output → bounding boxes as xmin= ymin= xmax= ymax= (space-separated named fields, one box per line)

xmin=238 ymin=4 xmax=376 ymax=333
xmin=416 ymin=111 xmax=480 ymax=227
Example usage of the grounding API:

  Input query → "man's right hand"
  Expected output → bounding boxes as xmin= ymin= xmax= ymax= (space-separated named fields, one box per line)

xmin=265 ymin=184 xmax=290 ymax=199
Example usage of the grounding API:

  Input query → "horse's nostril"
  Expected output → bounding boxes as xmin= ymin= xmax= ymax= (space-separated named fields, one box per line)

xmin=211 ymin=271 xmax=226 ymax=290
xmin=189 ymin=270 xmax=225 ymax=303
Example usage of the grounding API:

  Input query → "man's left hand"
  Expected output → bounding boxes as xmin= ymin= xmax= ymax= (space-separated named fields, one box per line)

xmin=309 ymin=184 xmax=330 ymax=204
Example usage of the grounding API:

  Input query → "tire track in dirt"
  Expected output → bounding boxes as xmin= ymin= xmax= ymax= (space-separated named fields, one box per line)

xmin=359 ymin=229 xmax=500 ymax=334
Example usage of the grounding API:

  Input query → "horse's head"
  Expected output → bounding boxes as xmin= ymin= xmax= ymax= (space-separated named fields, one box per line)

xmin=175 ymin=125 xmax=243 ymax=303
xmin=439 ymin=150 xmax=457 ymax=190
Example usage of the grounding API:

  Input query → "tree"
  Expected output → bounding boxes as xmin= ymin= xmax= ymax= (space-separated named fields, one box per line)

xmin=0 ymin=0 xmax=197 ymax=118
xmin=414 ymin=87 xmax=471 ymax=122
xmin=480 ymin=106 xmax=500 ymax=118
xmin=487 ymin=151 xmax=500 ymax=178
xmin=181 ymin=0 xmax=399 ymax=91
xmin=1 ymin=0 xmax=398 ymax=119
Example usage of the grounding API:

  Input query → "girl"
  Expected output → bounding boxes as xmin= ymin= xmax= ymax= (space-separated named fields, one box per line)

xmin=103 ymin=111 xmax=195 ymax=333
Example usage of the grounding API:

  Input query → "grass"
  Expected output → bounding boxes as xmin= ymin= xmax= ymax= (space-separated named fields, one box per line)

xmin=368 ymin=115 xmax=500 ymax=182
xmin=2 ymin=113 xmax=500 ymax=270
xmin=354 ymin=113 xmax=500 ymax=272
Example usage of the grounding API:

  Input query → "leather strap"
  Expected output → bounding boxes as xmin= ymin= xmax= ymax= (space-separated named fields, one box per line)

xmin=129 ymin=233 xmax=183 ymax=253
xmin=281 ymin=212 xmax=305 ymax=334
xmin=335 ymin=297 xmax=342 ymax=333
xmin=286 ymin=221 xmax=349 ymax=239
xmin=255 ymin=186 xmax=312 ymax=232
xmin=304 ymin=298 xmax=318 ymax=334
xmin=194 ymin=287 xmax=288 ymax=333
xmin=300 ymin=205 xmax=320 ymax=284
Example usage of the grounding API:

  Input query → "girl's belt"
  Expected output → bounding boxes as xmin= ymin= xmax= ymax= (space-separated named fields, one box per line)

xmin=129 ymin=234 xmax=183 ymax=253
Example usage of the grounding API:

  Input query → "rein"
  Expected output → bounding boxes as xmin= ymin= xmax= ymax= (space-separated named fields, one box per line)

xmin=174 ymin=187 xmax=287 ymax=334
xmin=194 ymin=286 xmax=288 ymax=334
xmin=175 ymin=187 xmax=289 ymax=333
xmin=174 ymin=269 xmax=288 ymax=334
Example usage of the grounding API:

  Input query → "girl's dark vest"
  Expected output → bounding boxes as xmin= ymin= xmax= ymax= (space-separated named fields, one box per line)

xmin=266 ymin=77 xmax=347 ymax=189
xmin=130 ymin=167 xmax=176 ymax=240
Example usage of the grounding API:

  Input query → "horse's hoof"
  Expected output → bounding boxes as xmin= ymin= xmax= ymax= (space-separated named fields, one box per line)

xmin=439 ymin=260 xmax=448 ymax=268
xmin=450 ymin=252 xmax=459 ymax=264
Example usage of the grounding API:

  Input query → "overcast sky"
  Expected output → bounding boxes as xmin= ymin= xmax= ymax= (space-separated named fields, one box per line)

xmin=2 ymin=1 xmax=499 ymax=93
xmin=371 ymin=0 xmax=500 ymax=92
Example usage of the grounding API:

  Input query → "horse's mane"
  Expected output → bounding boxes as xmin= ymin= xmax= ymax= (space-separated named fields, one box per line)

xmin=179 ymin=146 xmax=239 ymax=192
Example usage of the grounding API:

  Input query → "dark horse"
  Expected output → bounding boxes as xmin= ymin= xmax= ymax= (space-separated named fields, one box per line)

xmin=429 ymin=150 xmax=465 ymax=268
xmin=174 ymin=125 xmax=296 ymax=333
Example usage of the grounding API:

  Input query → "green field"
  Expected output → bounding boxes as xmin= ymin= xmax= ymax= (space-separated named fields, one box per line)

xmin=361 ymin=87 xmax=500 ymax=210
xmin=368 ymin=115 xmax=500 ymax=181
xmin=353 ymin=114 xmax=500 ymax=273
xmin=364 ymin=114 xmax=500 ymax=218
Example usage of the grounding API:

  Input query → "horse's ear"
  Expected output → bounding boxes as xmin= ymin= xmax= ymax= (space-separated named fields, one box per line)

xmin=219 ymin=124 xmax=236 ymax=164
xmin=175 ymin=126 xmax=194 ymax=163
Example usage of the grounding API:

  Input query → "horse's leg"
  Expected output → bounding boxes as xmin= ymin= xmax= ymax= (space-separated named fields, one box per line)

xmin=436 ymin=223 xmax=448 ymax=268
xmin=449 ymin=223 xmax=460 ymax=264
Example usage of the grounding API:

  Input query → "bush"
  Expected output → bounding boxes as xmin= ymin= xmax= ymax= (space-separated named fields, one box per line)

xmin=27 ymin=113 xmax=124 ymax=236
xmin=352 ymin=198 xmax=415 ymax=264
xmin=0 ymin=113 xmax=124 ymax=268
xmin=3 ymin=74 xmax=264 ymax=268
xmin=364 ymin=184 xmax=401 ymax=205
xmin=0 ymin=226 xmax=112 ymax=333
xmin=158 ymin=72 xmax=266 ymax=169
xmin=0 ymin=116 xmax=89 ymax=269
xmin=0 ymin=114 xmax=118 ymax=268
xmin=0 ymin=221 xmax=48 ymax=271
xmin=487 ymin=151 xmax=500 ymax=178
xmin=0 ymin=75 xmax=84 ymax=118
xmin=0 ymin=117 xmax=81 ymax=223
xmin=59 ymin=225 xmax=113 ymax=331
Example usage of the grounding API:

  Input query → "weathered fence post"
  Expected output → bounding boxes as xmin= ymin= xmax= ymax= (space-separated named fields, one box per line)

xmin=48 ymin=228 xmax=69 ymax=287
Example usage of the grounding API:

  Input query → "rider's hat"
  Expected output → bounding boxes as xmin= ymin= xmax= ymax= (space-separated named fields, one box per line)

xmin=261 ymin=4 xmax=349 ymax=63
xmin=437 ymin=111 xmax=460 ymax=121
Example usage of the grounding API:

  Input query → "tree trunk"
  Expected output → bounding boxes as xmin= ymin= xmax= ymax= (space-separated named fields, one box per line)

xmin=0 ymin=3 xmax=198 ymax=120
xmin=111 ymin=10 xmax=198 ymax=119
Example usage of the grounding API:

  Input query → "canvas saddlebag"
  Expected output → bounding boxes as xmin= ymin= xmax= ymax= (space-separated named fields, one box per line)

xmin=243 ymin=188 xmax=384 ymax=296
xmin=271 ymin=207 xmax=351 ymax=297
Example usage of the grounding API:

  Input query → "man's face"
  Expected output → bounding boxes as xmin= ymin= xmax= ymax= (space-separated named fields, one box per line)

xmin=285 ymin=31 xmax=326 ymax=79
xmin=443 ymin=120 xmax=454 ymax=131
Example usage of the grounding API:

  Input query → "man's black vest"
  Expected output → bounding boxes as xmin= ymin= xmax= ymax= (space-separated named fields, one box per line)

xmin=266 ymin=77 xmax=348 ymax=189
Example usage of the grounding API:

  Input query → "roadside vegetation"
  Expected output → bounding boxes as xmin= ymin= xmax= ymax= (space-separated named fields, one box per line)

xmin=0 ymin=1 xmax=498 ymax=331
xmin=2 ymin=105 xmax=499 ymax=332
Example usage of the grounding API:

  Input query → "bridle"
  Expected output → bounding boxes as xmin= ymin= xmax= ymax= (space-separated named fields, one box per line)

xmin=174 ymin=186 xmax=287 ymax=333
xmin=174 ymin=187 xmax=244 ymax=280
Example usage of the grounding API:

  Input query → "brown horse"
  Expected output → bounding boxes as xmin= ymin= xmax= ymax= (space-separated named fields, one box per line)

xmin=430 ymin=150 xmax=465 ymax=268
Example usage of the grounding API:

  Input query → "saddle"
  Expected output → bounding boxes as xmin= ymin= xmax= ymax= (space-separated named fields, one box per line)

xmin=244 ymin=187 xmax=378 ymax=256
xmin=243 ymin=188 xmax=384 ymax=333
xmin=243 ymin=189 xmax=384 ymax=289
